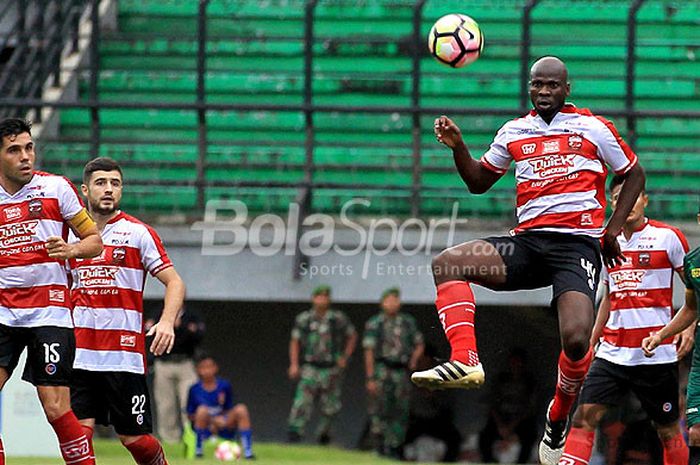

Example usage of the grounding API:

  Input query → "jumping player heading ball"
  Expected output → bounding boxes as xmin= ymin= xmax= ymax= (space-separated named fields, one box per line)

xmin=410 ymin=56 xmax=646 ymax=465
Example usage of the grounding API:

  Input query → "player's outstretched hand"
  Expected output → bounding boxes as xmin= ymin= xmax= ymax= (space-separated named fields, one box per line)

xmin=147 ymin=319 xmax=175 ymax=356
xmin=601 ymin=231 xmax=626 ymax=268
xmin=641 ymin=332 xmax=661 ymax=357
xmin=434 ymin=115 xmax=463 ymax=149
xmin=46 ymin=236 xmax=75 ymax=260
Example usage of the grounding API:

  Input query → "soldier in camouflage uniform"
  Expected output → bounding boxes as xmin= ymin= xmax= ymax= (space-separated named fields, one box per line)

xmin=364 ymin=288 xmax=424 ymax=459
xmin=287 ymin=286 xmax=357 ymax=444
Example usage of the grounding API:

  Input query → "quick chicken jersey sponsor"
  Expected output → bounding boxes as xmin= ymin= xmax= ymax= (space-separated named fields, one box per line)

xmin=0 ymin=172 xmax=84 ymax=329
xmin=480 ymin=104 xmax=637 ymax=236
xmin=598 ymin=220 xmax=689 ymax=366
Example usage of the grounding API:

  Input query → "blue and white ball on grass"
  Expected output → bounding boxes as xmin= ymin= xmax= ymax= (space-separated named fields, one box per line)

xmin=428 ymin=14 xmax=484 ymax=68
xmin=214 ymin=440 xmax=242 ymax=461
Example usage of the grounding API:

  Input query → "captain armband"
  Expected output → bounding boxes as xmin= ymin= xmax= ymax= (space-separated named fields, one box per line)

xmin=69 ymin=209 xmax=97 ymax=237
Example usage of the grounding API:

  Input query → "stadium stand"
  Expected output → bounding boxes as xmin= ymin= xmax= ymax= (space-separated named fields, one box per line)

xmin=38 ymin=0 xmax=700 ymax=219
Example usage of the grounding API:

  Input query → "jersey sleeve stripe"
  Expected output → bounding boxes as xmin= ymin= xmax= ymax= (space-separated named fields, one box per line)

xmin=479 ymin=157 xmax=508 ymax=174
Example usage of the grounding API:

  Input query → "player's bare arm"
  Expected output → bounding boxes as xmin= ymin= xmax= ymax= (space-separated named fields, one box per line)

xmin=589 ymin=287 xmax=611 ymax=349
xmin=676 ymin=317 xmax=696 ymax=359
xmin=674 ymin=268 xmax=696 ymax=358
xmin=46 ymin=210 xmax=103 ymax=260
xmin=364 ymin=348 xmax=378 ymax=396
xmin=409 ymin=342 xmax=425 ymax=371
xmin=642 ymin=288 xmax=698 ymax=357
xmin=601 ymin=163 xmax=646 ymax=267
xmin=148 ymin=267 xmax=186 ymax=356
xmin=288 ymin=337 xmax=300 ymax=380
xmin=435 ymin=115 xmax=502 ymax=194
xmin=338 ymin=330 xmax=358 ymax=369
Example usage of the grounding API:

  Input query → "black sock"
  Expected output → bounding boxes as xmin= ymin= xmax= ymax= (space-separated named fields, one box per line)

xmin=689 ymin=446 xmax=700 ymax=465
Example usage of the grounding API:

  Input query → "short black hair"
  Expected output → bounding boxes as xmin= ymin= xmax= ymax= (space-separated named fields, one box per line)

xmin=608 ymin=174 xmax=625 ymax=193
xmin=195 ymin=353 xmax=216 ymax=365
xmin=83 ymin=157 xmax=122 ymax=184
xmin=0 ymin=118 xmax=32 ymax=144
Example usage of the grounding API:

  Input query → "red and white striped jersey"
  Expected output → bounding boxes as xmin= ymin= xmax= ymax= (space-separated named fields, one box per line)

xmin=0 ymin=171 xmax=84 ymax=328
xmin=69 ymin=211 xmax=173 ymax=374
xmin=481 ymin=104 xmax=637 ymax=236
xmin=597 ymin=219 xmax=688 ymax=366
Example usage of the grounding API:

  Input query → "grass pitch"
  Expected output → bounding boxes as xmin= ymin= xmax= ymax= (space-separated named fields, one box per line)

xmin=11 ymin=439 xmax=406 ymax=465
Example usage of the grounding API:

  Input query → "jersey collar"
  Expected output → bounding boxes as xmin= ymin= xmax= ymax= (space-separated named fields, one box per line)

xmin=106 ymin=210 xmax=124 ymax=224
xmin=529 ymin=102 xmax=577 ymax=119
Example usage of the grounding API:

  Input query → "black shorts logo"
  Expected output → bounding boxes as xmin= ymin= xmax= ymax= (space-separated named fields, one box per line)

xmin=663 ymin=402 xmax=672 ymax=413
xmin=45 ymin=363 xmax=57 ymax=375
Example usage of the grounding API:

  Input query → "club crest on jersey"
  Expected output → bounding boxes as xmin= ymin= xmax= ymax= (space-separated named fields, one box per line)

xmin=568 ymin=135 xmax=583 ymax=150
xmin=521 ymin=143 xmax=536 ymax=155
xmin=580 ymin=213 xmax=593 ymax=226
xmin=120 ymin=334 xmax=136 ymax=347
xmin=542 ymin=140 xmax=560 ymax=154
xmin=638 ymin=253 xmax=651 ymax=267
xmin=3 ymin=206 xmax=22 ymax=221
xmin=77 ymin=266 xmax=119 ymax=286
xmin=528 ymin=154 xmax=575 ymax=178
xmin=28 ymin=199 xmax=43 ymax=218
xmin=609 ymin=270 xmax=646 ymax=290
xmin=0 ymin=221 xmax=38 ymax=247
xmin=692 ymin=268 xmax=700 ymax=279
xmin=112 ymin=247 xmax=126 ymax=264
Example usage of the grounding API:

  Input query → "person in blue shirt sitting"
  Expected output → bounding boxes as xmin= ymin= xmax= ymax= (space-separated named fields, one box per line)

xmin=186 ymin=355 xmax=255 ymax=459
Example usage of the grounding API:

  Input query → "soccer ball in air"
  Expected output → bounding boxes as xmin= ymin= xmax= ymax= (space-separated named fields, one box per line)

xmin=428 ymin=14 xmax=484 ymax=68
xmin=214 ymin=441 xmax=242 ymax=461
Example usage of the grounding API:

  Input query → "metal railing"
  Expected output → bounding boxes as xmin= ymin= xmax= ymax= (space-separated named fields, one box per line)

xmin=0 ymin=0 xmax=698 ymax=215
xmin=0 ymin=0 xmax=87 ymax=119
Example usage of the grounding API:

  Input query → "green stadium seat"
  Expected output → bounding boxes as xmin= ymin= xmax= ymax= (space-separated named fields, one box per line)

xmin=39 ymin=0 xmax=700 ymax=219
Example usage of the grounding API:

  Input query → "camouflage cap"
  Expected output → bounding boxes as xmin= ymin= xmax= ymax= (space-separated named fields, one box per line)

xmin=312 ymin=285 xmax=332 ymax=296
xmin=381 ymin=287 xmax=400 ymax=300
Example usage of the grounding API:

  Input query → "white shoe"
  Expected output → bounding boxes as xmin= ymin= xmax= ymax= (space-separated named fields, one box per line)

xmin=538 ymin=400 xmax=569 ymax=465
xmin=410 ymin=361 xmax=485 ymax=390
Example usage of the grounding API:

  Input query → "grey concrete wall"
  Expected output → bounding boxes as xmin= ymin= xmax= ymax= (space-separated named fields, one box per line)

xmin=145 ymin=218 xmax=700 ymax=306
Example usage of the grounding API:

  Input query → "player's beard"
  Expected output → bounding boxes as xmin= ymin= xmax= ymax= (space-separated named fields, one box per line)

xmin=90 ymin=198 xmax=119 ymax=216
